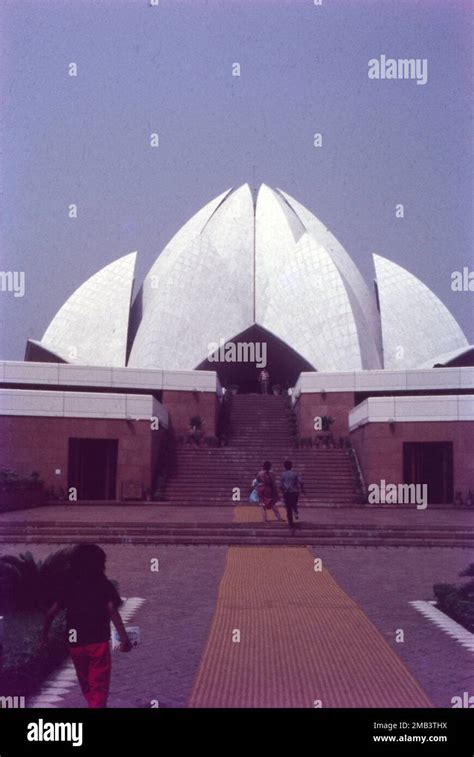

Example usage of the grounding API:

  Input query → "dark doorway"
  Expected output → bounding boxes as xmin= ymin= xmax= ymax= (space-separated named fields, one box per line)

xmin=403 ymin=442 xmax=453 ymax=504
xmin=195 ymin=324 xmax=315 ymax=393
xmin=68 ymin=438 xmax=118 ymax=500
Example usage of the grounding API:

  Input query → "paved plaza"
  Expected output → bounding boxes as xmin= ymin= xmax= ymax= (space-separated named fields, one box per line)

xmin=1 ymin=504 xmax=472 ymax=709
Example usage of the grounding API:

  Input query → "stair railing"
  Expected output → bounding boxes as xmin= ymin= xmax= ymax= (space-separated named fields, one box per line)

xmin=347 ymin=443 xmax=367 ymax=504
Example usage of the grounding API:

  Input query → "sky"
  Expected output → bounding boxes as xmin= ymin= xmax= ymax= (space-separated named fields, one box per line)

xmin=1 ymin=0 xmax=472 ymax=360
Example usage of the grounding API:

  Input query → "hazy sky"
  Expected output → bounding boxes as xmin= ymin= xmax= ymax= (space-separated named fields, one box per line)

xmin=1 ymin=0 xmax=472 ymax=360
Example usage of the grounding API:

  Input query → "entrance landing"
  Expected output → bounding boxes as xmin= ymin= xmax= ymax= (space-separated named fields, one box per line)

xmin=3 ymin=504 xmax=472 ymax=528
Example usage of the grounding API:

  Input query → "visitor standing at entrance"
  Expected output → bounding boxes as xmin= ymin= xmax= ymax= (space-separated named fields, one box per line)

xmin=258 ymin=368 xmax=270 ymax=394
xmin=257 ymin=461 xmax=282 ymax=522
xmin=280 ymin=460 xmax=305 ymax=527
xmin=41 ymin=544 xmax=132 ymax=708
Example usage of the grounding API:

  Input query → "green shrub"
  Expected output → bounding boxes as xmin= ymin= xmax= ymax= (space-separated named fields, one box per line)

xmin=433 ymin=564 xmax=474 ymax=633
xmin=0 ymin=548 xmax=74 ymax=613
xmin=0 ymin=552 xmax=42 ymax=612
xmin=0 ymin=609 xmax=67 ymax=697
xmin=0 ymin=469 xmax=43 ymax=489
xmin=204 ymin=435 xmax=220 ymax=447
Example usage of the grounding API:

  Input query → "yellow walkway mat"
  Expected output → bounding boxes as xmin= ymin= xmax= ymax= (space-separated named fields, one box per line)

xmin=188 ymin=508 xmax=431 ymax=708
xmin=235 ymin=504 xmax=285 ymax=523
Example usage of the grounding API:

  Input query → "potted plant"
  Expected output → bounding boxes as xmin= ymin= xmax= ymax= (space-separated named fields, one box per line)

xmin=321 ymin=415 xmax=334 ymax=432
xmin=188 ymin=416 xmax=204 ymax=446
xmin=152 ymin=474 xmax=168 ymax=501
xmin=204 ymin=435 xmax=220 ymax=447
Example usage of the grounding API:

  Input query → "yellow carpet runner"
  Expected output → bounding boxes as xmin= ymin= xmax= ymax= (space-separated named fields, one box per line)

xmin=188 ymin=506 xmax=431 ymax=708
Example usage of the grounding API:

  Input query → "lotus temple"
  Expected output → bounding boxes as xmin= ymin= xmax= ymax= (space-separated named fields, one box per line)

xmin=0 ymin=184 xmax=473 ymax=507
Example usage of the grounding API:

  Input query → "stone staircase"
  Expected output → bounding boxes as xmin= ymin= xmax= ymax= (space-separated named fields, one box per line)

xmin=165 ymin=394 xmax=357 ymax=506
xmin=2 ymin=520 xmax=473 ymax=547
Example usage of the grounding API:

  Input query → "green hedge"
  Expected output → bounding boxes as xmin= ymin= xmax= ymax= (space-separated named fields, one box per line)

xmin=433 ymin=563 xmax=474 ymax=633
xmin=0 ymin=609 xmax=67 ymax=697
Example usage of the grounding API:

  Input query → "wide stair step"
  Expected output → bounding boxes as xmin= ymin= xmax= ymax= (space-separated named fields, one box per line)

xmin=1 ymin=521 xmax=472 ymax=547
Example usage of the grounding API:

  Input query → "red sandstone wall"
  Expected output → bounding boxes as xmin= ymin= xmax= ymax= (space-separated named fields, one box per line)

xmin=295 ymin=392 xmax=355 ymax=439
xmin=161 ymin=390 xmax=218 ymax=436
xmin=150 ymin=425 xmax=168 ymax=483
xmin=350 ymin=421 xmax=474 ymax=496
xmin=0 ymin=416 xmax=154 ymax=499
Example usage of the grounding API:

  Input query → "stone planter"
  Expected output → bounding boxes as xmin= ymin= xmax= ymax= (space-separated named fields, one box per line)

xmin=0 ymin=485 xmax=46 ymax=512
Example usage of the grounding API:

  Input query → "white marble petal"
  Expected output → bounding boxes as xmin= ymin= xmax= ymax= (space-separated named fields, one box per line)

xmin=257 ymin=230 xmax=363 ymax=371
xmin=373 ymin=254 xmax=468 ymax=369
xmin=41 ymin=252 xmax=137 ymax=366
xmin=277 ymin=188 xmax=382 ymax=368
xmin=128 ymin=185 xmax=254 ymax=369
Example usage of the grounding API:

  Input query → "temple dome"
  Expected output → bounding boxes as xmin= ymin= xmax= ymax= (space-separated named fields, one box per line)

xmin=34 ymin=185 xmax=468 ymax=373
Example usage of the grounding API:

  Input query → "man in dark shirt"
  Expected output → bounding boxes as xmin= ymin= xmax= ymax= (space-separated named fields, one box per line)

xmin=280 ymin=460 xmax=305 ymax=527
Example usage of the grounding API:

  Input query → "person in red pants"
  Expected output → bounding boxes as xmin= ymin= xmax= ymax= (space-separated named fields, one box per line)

xmin=41 ymin=543 xmax=131 ymax=708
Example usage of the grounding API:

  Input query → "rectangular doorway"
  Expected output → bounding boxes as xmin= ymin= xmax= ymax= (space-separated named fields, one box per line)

xmin=68 ymin=438 xmax=118 ymax=501
xmin=403 ymin=442 xmax=453 ymax=504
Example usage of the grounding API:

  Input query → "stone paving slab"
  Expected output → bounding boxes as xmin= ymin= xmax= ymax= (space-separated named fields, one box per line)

xmin=0 ymin=505 xmax=236 ymax=525
xmin=310 ymin=546 xmax=474 ymax=708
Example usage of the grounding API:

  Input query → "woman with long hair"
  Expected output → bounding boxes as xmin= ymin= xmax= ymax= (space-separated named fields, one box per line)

xmin=256 ymin=461 xmax=282 ymax=522
xmin=41 ymin=543 xmax=131 ymax=708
